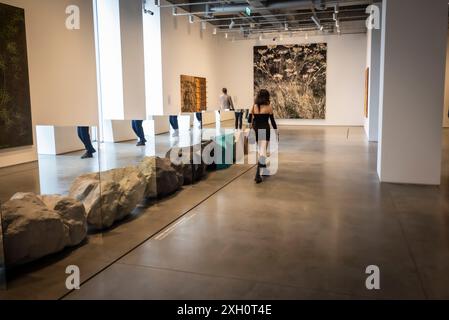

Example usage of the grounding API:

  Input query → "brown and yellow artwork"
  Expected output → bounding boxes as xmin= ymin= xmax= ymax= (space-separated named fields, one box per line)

xmin=181 ymin=75 xmax=207 ymax=113
xmin=0 ymin=3 xmax=33 ymax=149
xmin=254 ymin=43 xmax=327 ymax=119
xmin=364 ymin=67 xmax=370 ymax=118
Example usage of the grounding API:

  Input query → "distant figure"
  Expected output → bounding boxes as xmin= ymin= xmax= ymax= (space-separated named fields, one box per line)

xmin=169 ymin=115 xmax=179 ymax=137
xmin=219 ymin=88 xmax=234 ymax=111
xmin=248 ymin=89 xmax=278 ymax=184
xmin=131 ymin=120 xmax=146 ymax=146
xmin=77 ymin=126 xmax=96 ymax=159
xmin=196 ymin=112 xmax=203 ymax=129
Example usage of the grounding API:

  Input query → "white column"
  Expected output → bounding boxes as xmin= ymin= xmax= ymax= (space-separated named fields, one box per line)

xmin=119 ymin=0 xmax=146 ymax=120
xmin=377 ymin=0 xmax=448 ymax=185
xmin=365 ymin=2 xmax=382 ymax=142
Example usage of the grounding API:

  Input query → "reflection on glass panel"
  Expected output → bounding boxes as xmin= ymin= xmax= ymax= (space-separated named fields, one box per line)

xmin=0 ymin=125 xmax=100 ymax=297
xmin=0 ymin=202 xmax=6 ymax=290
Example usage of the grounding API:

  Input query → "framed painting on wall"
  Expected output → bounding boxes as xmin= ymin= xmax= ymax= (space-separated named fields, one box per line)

xmin=0 ymin=3 xmax=33 ymax=150
xmin=180 ymin=75 xmax=207 ymax=113
xmin=254 ymin=43 xmax=327 ymax=119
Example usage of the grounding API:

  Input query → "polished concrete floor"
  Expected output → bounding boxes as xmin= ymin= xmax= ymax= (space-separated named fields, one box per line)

xmin=2 ymin=125 xmax=449 ymax=299
xmin=63 ymin=126 xmax=449 ymax=300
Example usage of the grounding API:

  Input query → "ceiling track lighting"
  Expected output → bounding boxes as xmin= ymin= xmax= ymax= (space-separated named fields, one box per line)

xmin=189 ymin=15 xmax=194 ymax=24
xmin=143 ymin=0 xmax=154 ymax=15
xmin=311 ymin=15 xmax=323 ymax=31
xmin=172 ymin=7 xmax=177 ymax=16
xmin=225 ymin=32 xmax=228 ymax=39
xmin=201 ymin=21 xmax=207 ymax=30
xmin=284 ymin=22 xmax=289 ymax=31
xmin=229 ymin=19 xmax=235 ymax=29
xmin=213 ymin=27 xmax=217 ymax=35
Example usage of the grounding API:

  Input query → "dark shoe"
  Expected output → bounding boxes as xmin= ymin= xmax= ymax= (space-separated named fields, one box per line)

xmin=81 ymin=152 xmax=93 ymax=159
xmin=258 ymin=162 xmax=267 ymax=168
xmin=255 ymin=175 xmax=263 ymax=184
xmin=136 ymin=141 xmax=146 ymax=146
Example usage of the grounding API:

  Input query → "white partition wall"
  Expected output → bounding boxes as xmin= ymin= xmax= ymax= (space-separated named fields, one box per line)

xmin=377 ymin=0 xmax=448 ymax=185
xmin=95 ymin=0 xmax=146 ymax=122
xmin=364 ymin=2 xmax=382 ymax=142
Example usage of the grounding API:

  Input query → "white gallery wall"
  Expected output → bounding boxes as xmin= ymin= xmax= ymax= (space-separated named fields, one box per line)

xmin=217 ymin=33 xmax=367 ymax=126
xmin=0 ymin=0 xmax=99 ymax=168
xmin=159 ymin=2 xmax=222 ymax=115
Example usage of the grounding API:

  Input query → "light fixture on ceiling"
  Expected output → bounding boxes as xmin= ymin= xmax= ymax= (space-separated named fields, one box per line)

xmin=213 ymin=27 xmax=217 ymax=35
xmin=225 ymin=32 xmax=228 ymax=39
xmin=311 ymin=15 xmax=323 ymax=31
xmin=250 ymin=23 xmax=256 ymax=29
xmin=284 ymin=22 xmax=289 ymax=31
xmin=259 ymin=33 xmax=264 ymax=41
xmin=305 ymin=33 xmax=309 ymax=40
xmin=189 ymin=15 xmax=194 ymax=24
xmin=172 ymin=7 xmax=177 ymax=16
xmin=201 ymin=21 xmax=207 ymax=30
xmin=229 ymin=19 xmax=235 ymax=29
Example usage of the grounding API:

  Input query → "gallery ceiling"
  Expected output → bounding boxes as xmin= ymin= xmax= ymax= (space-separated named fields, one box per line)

xmin=159 ymin=0 xmax=375 ymax=40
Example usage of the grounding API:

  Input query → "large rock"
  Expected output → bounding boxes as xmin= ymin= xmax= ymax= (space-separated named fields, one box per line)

xmin=166 ymin=140 xmax=214 ymax=185
xmin=39 ymin=195 xmax=87 ymax=245
xmin=138 ymin=157 xmax=183 ymax=198
xmin=1 ymin=192 xmax=87 ymax=266
xmin=69 ymin=167 xmax=145 ymax=229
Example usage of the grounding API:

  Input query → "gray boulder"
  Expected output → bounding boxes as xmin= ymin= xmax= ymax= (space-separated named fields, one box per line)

xmin=1 ymin=192 xmax=87 ymax=266
xmin=69 ymin=167 xmax=145 ymax=230
xmin=138 ymin=157 xmax=183 ymax=198
xmin=39 ymin=195 xmax=87 ymax=246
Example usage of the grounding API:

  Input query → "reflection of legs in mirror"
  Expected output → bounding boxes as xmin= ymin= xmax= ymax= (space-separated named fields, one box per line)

xmin=169 ymin=116 xmax=179 ymax=137
xmin=77 ymin=126 xmax=96 ymax=159
xmin=196 ymin=112 xmax=203 ymax=130
xmin=132 ymin=120 xmax=146 ymax=146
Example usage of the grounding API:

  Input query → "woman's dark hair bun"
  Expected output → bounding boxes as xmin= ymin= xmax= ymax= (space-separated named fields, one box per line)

xmin=255 ymin=89 xmax=270 ymax=107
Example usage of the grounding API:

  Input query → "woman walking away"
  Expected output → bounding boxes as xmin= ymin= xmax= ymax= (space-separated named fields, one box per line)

xmin=249 ymin=89 xmax=278 ymax=184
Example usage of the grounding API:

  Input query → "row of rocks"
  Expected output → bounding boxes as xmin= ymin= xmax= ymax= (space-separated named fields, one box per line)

xmin=1 ymin=145 xmax=215 ymax=266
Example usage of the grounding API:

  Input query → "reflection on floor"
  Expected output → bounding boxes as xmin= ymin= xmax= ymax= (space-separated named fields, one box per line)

xmin=2 ymin=126 xmax=449 ymax=299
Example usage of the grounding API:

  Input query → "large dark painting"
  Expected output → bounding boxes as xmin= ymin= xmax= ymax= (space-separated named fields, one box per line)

xmin=254 ymin=44 xmax=327 ymax=119
xmin=0 ymin=3 xmax=32 ymax=149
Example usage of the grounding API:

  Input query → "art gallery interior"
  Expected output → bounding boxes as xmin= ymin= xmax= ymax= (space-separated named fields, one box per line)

xmin=1 ymin=0 xmax=449 ymax=300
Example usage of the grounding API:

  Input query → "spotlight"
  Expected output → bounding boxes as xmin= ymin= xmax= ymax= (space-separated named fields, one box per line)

xmin=259 ymin=34 xmax=263 ymax=41
xmin=189 ymin=15 xmax=194 ymax=24
xmin=213 ymin=27 xmax=217 ymax=35
xmin=225 ymin=33 xmax=228 ymax=39
xmin=229 ymin=19 xmax=235 ymax=29
xmin=305 ymin=33 xmax=309 ymax=40
xmin=172 ymin=7 xmax=177 ymax=16
xmin=201 ymin=21 xmax=207 ymax=30
xmin=284 ymin=22 xmax=289 ymax=31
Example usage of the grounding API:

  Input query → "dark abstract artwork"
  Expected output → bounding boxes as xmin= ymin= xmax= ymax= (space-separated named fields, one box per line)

xmin=254 ymin=43 xmax=327 ymax=119
xmin=0 ymin=3 xmax=32 ymax=150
